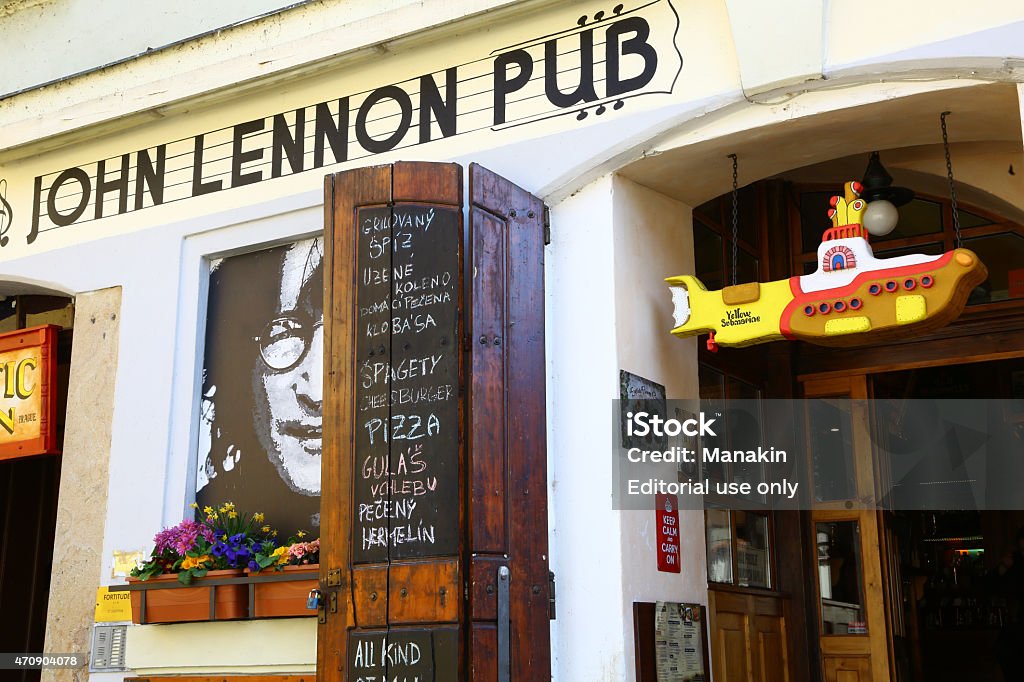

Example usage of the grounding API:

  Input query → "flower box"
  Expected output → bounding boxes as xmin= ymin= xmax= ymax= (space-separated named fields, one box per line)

xmin=128 ymin=569 xmax=247 ymax=624
xmin=247 ymin=564 xmax=320 ymax=618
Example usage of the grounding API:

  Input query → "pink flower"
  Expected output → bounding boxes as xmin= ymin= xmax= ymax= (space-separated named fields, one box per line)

xmin=288 ymin=543 xmax=307 ymax=559
xmin=152 ymin=519 xmax=214 ymax=557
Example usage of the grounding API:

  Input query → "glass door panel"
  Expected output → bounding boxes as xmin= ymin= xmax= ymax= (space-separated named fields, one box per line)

xmin=803 ymin=375 xmax=891 ymax=682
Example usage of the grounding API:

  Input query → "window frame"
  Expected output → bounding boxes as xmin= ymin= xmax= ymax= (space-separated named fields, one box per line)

xmin=790 ymin=184 xmax=1024 ymax=312
xmin=704 ymin=508 xmax=776 ymax=591
xmin=693 ymin=185 xmax=768 ymax=287
xmin=699 ymin=361 xmax=779 ymax=593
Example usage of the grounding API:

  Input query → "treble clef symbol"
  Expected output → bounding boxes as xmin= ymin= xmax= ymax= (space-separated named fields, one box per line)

xmin=0 ymin=179 xmax=12 ymax=247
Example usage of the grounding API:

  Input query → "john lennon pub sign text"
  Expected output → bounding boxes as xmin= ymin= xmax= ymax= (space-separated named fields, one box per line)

xmin=5 ymin=0 xmax=682 ymax=248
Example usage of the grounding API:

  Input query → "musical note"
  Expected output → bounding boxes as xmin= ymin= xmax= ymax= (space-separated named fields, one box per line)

xmin=577 ymin=97 xmax=628 ymax=120
xmin=579 ymin=6 xmax=622 ymax=26
xmin=0 ymin=179 xmax=12 ymax=247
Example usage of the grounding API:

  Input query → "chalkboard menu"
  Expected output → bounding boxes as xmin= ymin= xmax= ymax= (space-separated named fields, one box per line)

xmin=349 ymin=627 xmax=458 ymax=681
xmin=353 ymin=203 xmax=461 ymax=564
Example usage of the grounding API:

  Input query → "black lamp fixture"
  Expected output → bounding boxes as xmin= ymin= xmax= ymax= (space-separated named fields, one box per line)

xmin=860 ymin=151 xmax=914 ymax=237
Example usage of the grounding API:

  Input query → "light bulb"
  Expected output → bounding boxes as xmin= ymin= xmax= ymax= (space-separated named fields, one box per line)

xmin=863 ymin=199 xmax=898 ymax=236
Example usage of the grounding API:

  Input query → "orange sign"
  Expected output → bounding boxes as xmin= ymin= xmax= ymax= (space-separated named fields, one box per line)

xmin=0 ymin=325 xmax=59 ymax=460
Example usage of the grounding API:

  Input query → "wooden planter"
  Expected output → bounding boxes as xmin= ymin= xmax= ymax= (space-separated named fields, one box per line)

xmin=247 ymin=564 xmax=320 ymax=618
xmin=128 ymin=569 xmax=247 ymax=624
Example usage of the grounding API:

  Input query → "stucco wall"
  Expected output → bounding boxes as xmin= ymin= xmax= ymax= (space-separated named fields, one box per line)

xmin=612 ymin=175 xmax=705 ymax=682
xmin=125 ymin=618 xmax=316 ymax=675
xmin=0 ymin=0 xmax=302 ymax=97
xmin=547 ymin=175 xmax=628 ymax=681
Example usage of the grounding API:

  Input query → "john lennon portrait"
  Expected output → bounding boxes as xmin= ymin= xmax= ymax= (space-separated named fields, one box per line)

xmin=196 ymin=237 xmax=323 ymax=534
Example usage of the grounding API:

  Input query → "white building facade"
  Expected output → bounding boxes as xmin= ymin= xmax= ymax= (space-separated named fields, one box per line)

xmin=1 ymin=1 xmax=1023 ymax=681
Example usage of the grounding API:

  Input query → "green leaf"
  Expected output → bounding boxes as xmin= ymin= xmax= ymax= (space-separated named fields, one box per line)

xmin=140 ymin=566 xmax=161 ymax=581
xmin=256 ymin=554 xmax=277 ymax=570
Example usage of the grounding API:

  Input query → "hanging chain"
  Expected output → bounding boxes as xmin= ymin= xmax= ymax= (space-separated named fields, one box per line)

xmin=940 ymin=111 xmax=963 ymax=248
xmin=728 ymin=154 xmax=739 ymax=286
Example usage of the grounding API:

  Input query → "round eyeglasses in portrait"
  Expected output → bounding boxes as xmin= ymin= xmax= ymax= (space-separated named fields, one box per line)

xmin=257 ymin=314 xmax=324 ymax=372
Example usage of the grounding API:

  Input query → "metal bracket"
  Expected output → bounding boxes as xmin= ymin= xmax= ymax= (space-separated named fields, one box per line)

xmin=327 ymin=568 xmax=342 ymax=587
xmin=549 ymin=570 xmax=556 ymax=620
xmin=543 ymin=205 xmax=552 ymax=245
xmin=497 ymin=565 xmax=511 ymax=682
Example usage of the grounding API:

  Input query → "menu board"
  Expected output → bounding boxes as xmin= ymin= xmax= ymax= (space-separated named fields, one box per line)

xmin=635 ymin=601 xmax=709 ymax=682
xmin=654 ymin=602 xmax=706 ymax=682
xmin=353 ymin=203 xmax=461 ymax=564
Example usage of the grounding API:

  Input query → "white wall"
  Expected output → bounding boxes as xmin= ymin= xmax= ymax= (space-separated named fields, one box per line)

xmin=827 ymin=0 xmax=1024 ymax=71
xmin=720 ymin=0 xmax=1024 ymax=96
xmin=612 ymin=175 xmax=706 ymax=681
xmin=547 ymin=175 xmax=628 ymax=681
xmin=544 ymin=173 xmax=708 ymax=682
xmin=0 ymin=0 xmax=303 ymax=97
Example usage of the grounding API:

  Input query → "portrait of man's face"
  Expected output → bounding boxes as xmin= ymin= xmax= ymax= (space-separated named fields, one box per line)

xmin=254 ymin=240 xmax=324 ymax=495
xmin=196 ymin=237 xmax=324 ymax=534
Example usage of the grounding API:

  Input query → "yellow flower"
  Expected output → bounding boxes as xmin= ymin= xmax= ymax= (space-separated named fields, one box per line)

xmin=253 ymin=512 xmax=265 ymax=523
xmin=272 ymin=530 xmax=278 ymax=537
xmin=190 ymin=502 xmax=199 ymax=509
xmin=224 ymin=502 xmax=235 ymax=511
xmin=218 ymin=505 xmax=228 ymax=513
xmin=181 ymin=555 xmax=210 ymax=570
xmin=207 ymin=513 xmax=218 ymax=521
xmin=296 ymin=530 xmax=307 ymax=538
xmin=222 ymin=534 xmax=228 ymax=541
xmin=272 ymin=546 xmax=289 ymax=565
xmin=261 ymin=525 xmax=272 ymax=533
xmin=228 ymin=510 xmax=238 ymax=519
xmin=203 ymin=506 xmax=214 ymax=515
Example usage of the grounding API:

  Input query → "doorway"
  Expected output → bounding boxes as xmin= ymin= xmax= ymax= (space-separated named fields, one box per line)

xmin=0 ymin=295 xmax=73 ymax=682
xmin=799 ymin=354 xmax=1024 ymax=682
xmin=690 ymin=154 xmax=1024 ymax=681
xmin=870 ymin=357 xmax=1024 ymax=682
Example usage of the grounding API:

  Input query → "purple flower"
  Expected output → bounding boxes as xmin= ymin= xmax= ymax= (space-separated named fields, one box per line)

xmin=153 ymin=527 xmax=178 ymax=554
xmin=152 ymin=519 xmax=213 ymax=557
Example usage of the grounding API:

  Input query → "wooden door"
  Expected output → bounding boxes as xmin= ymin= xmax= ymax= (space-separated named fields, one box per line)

xmin=709 ymin=590 xmax=791 ymax=682
xmin=802 ymin=376 xmax=890 ymax=682
xmin=319 ymin=162 xmax=550 ymax=681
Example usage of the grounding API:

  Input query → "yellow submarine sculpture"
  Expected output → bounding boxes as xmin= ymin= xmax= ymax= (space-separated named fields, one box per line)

xmin=667 ymin=181 xmax=988 ymax=349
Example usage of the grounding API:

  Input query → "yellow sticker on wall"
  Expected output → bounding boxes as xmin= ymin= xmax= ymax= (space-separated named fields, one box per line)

xmin=111 ymin=549 xmax=144 ymax=578
xmin=95 ymin=586 xmax=133 ymax=622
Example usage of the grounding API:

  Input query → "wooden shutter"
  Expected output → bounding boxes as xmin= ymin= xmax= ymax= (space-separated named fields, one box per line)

xmin=321 ymin=161 xmax=549 ymax=681
xmin=467 ymin=163 xmax=551 ymax=681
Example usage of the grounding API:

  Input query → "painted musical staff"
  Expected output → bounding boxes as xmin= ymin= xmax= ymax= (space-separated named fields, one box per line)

xmin=0 ymin=180 xmax=12 ymax=248
xmin=26 ymin=0 xmax=682 ymax=243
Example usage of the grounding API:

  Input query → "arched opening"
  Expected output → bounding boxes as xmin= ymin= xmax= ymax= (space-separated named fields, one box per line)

xmin=617 ymin=80 xmax=1024 ymax=682
xmin=0 ymin=291 xmax=73 ymax=682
